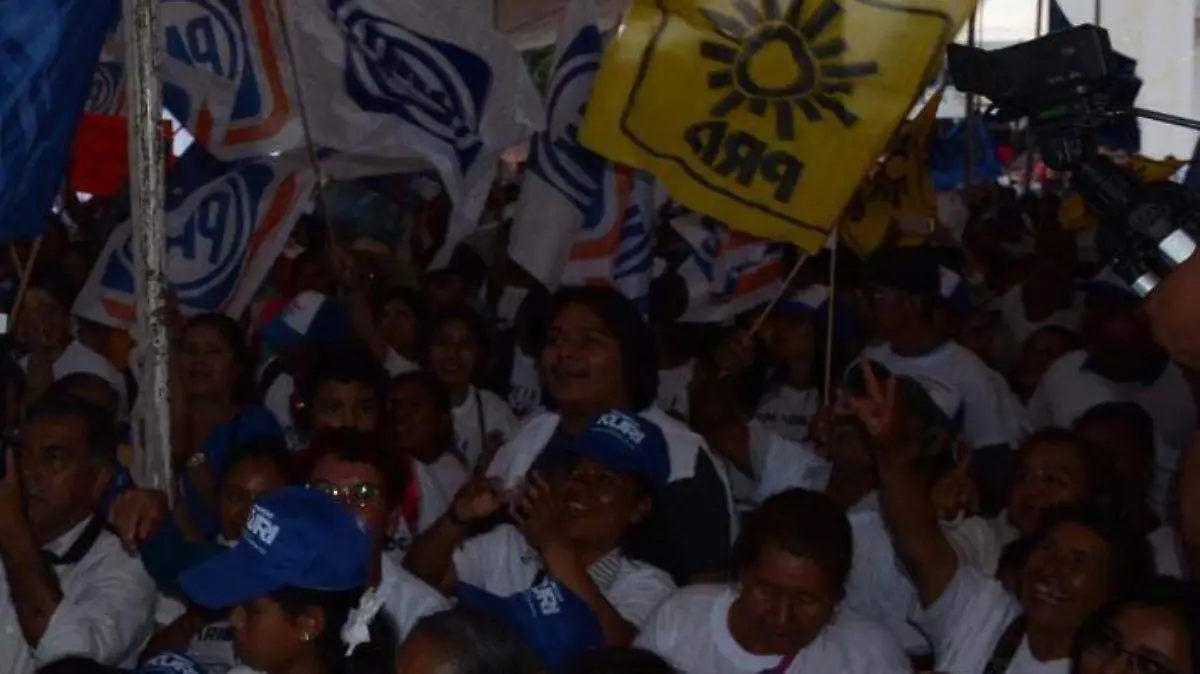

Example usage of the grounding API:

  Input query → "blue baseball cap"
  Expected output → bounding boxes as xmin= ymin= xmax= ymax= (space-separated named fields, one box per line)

xmin=179 ymin=487 xmax=371 ymax=608
xmin=456 ymin=579 xmax=605 ymax=672
xmin=572 ymin=411 xmax=670 ymax=489
xmin=137 ymin=652 xmax=205 ymax=674
xmin=261 ymin=291 xmax=352 ymax=352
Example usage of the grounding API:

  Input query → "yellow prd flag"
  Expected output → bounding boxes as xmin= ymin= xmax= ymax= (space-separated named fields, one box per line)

xmin=840 ymin=88 xmax=942 ymax=256
xmin=1058 ymin=155 xmax=1187 ymax=231
xmin=578 ymin=0 xmax=976 ymax=254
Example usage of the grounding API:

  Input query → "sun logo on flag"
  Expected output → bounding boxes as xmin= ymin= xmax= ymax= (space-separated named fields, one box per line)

xmin=867 ymin=150 xmax=912 ymax=206
xmin=699 ymin=0 xmax=879 ymax=141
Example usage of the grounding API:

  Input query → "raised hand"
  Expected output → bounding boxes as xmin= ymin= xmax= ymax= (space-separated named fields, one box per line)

xmin=844 ymin=361 xmax=911 ymax=458
xmin=511 ymin=473 xmax=569 ymax=554
xmin=450 ymin=475 xmax=505 ymax=524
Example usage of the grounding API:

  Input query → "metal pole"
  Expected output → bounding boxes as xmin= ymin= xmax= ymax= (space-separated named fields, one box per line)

xmin=1094 ymin=0 xmax=1101 ymax=23
xmin=122 ymin=0 xmax=173 ymax=498
xmin=963 ymin=8 xmax=978 ymax=188
xmin=1023 ymin=0 xmax=1046 ymax=192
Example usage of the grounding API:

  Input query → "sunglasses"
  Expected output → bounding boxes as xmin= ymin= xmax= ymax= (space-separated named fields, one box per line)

xmin=308 ymin=481 xmax=381 ymax=508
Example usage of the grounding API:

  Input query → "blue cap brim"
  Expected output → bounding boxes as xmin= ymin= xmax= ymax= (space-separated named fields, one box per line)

xmin=179 ymin=545 xmax=283 ymax=608
xmin=455 ymin=582 xmax=510 ymax=616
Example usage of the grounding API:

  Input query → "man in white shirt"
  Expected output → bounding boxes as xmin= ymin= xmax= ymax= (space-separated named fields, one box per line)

xmin=0 ymin=394 xmax=155 ymax=674
xmin=859 ymin=248 xmax=1017 ymax=512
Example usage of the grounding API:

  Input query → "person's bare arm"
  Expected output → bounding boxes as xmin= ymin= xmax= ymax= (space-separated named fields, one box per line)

xmin=0 ymin=452 xmax=63 ymax=645
xmin=848 ymin=364 xmax=959 ymax=607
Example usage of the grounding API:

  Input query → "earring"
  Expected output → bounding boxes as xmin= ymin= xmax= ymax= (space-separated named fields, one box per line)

xmin=301 ymin=632 xmax=311 ymax=643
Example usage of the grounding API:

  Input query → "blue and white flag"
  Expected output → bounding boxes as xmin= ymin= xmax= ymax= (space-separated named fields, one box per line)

xmin=671 ymin=213 xmax=788 ymax=324
xmin=290 ymin=0 xmax=543 ymax=265
xmin=0 ymin=0 xmax=119 ymax=243
xmin=73 ymin=149 xmax=316 ymax=328
xmin=508 ymin=0 xmax=605 ymax=288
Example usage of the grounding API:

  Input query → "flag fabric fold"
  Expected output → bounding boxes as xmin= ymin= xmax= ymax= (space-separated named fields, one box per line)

xmin=0 ymin=0 xmax=120 ymax=243
xmin=578 ymin=0 xmax=974 ymax=254
xmin=74 ymin=148 xmax=316 ymax=328
xmin=671 ymin=212 xmax=788 ymax=323
xmin=840 ymin=88 xmax=942 ymax=257
xmin=508 ymin=0 xmax=607 ymax=288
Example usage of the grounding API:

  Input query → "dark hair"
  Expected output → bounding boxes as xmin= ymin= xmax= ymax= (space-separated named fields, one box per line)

xmin=427 ymin=306 xmax=493 ymax=377
xmin=372 ymin=287 xmax=429 ymax=352
xmin=24 ymin=393 xmax=118 ymax=464
xmin=1018 ymin=427 xmax=1120 ymax=510
xmin=564 ymin=647 xmax=677 ymax=674
xmin=1031 ymin=503 xmax=1154 ymax=599
xmin=271 ymin=586 xmax=397 ymax=674
xmin=43 ymin=373 xmax=118 ymax=415
xmin=733 ymin=488 xmax=854 ymax=594
xmin=26 ymin=265 xmax=77 ymax=310
xmin=301 ymin=428 xmax=408 ymax=509
xmin=35 ymin=658 xmax=116 ymax=674
xmin=1070 ymin=576 xmax=1200 ymax=674
xmin=1075 ymin=401 xmax=1157 ymax=477
xmin=405 ymin=607 xmax=541 ymax=674
xmin=217 ymin=436 xmax=296 ymax=489
xmin=299 ymin=344 xmax=388 ymax=407
xmin=388 ymin=370 xmax=456 ymax=453
xmin=541 ymin=286 xmax=659 ymax=411
xmin=183 ymin=313 xmax=257 ymax=404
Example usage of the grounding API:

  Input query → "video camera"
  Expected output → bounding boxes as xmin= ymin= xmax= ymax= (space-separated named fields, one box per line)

xmin=947 ymin=25 xmax=1200 ymax=296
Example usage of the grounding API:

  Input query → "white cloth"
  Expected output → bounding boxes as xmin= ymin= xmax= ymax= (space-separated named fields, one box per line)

xmin=635 ymin=585 xmax=909 ymax=673
xmin=0 ymin=518 xmax=156 ymax=674
xmin=995 ymin=286 xmax=1082 ymax=349
xmin=507 ymin=348 xmax=543 ymax=419
xmin=656 ymin=360 xmax=695 ymax=421
xmin=725 ymin=421 xmax=830 ymax=512
xmin=453 ymin=386 xmax=519 ymax=471
xmin=379 ymin=555 xmax=451 ymax=639
xmin=383 ymin=348 xmax=420 ymax=377
xmin=1027 ymin=350 xmax=1196 ymax=517
xmin=862 ymin=342 xmax=1019 ymax=450
xmin=487 ymin=408 xmax=738 ymax=539
xmin=454 ymin=525 xmax=675 ymax=627
xmin=260 ymin=366 xmax=302 ymax=450
xmin=914 ymin=565 xmax=1068 ymax=674
xmin=1149 ymin=526 xmax=1185 ymax=578
xmin=386 ymin=453 xmax=470 ymax=564
xmin=17 ymin=340 xmax=127 ymax=408
xmin=754 ymin=384 xmax=820 ymax=443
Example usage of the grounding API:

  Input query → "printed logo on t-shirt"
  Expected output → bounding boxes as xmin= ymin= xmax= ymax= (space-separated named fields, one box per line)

xmin=529 ymin=580 xmax=564 ymax=616
xmin=596 ymin=412 xmax=645 ymax=446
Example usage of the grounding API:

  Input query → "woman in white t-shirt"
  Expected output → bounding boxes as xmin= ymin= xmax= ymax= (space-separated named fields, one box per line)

xmin=383 ymin=371 xmax=469 ymax=561
xmin=1069 ymin=576 xmax=1200 ymax=674
xmin=753 ymin=287 xmax=831 ymax=442
xmin=373 ymin=288 xmax=427 ymax=376
xmin=635 ymin=488 xmax=909 ymax=673
xmin=404 ymin=410 xmax=677 ymax=647
xmin=847 ymin=364 xmax=1155 ymax=674
xmin=426 ymin=307 xmax=518 ymax=471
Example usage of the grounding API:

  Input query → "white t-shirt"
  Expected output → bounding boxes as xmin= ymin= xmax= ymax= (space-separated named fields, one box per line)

xmin=378 ymin=555 xmax=451 ymax=639
xmin=18 ymin=340 xmax=127 ymax=407
xmin=0 ymin=518 xmax=156 ymax=674
xmin=453 ymin=386 xmax=519 ymax=471
xmin=754 ymin=384 xmax=820 ymax=442
xmin=260 ymin=365 xmax=302 ymax=450
xmin=862 ymin=342 xmax=1018 ymax=450
xmin=656 ymin=360 xmax=695 ymax=421
xmin=453 ymin=525 xmax=675 ymax=628
xmin=995 ymin=286 xmax=1082 ymax=351
xmin=725 ymin=421 xmax=830 ymax=512
xmin=914 ymin=566 xmax=1067 ymax=674
xmin=635 ymin=585 xmax=909 ymax=674
xmin=1027 ymin=350 xmax=1196 ymax=516
xmin=386 ymin=453 xmax=470 ymax=564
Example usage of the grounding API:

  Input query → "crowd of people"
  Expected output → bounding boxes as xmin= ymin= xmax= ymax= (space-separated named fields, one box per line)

xmin=1 ymin=182 xmax=1199 ymax=674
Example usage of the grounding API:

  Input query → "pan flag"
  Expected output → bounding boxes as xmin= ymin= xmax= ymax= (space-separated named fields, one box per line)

xmin=840 ymin=88 xmax=942 ymax=257
xmin=578 ymin=0 xmax=975 ymax=254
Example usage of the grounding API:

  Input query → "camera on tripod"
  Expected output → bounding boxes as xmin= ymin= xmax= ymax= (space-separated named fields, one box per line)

xmin=947 ymin=25 xmax=1200 ymax=296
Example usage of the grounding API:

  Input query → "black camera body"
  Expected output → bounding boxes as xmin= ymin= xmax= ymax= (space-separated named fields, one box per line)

xmin=947 ymin=25 xmax=1198 ymax=295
